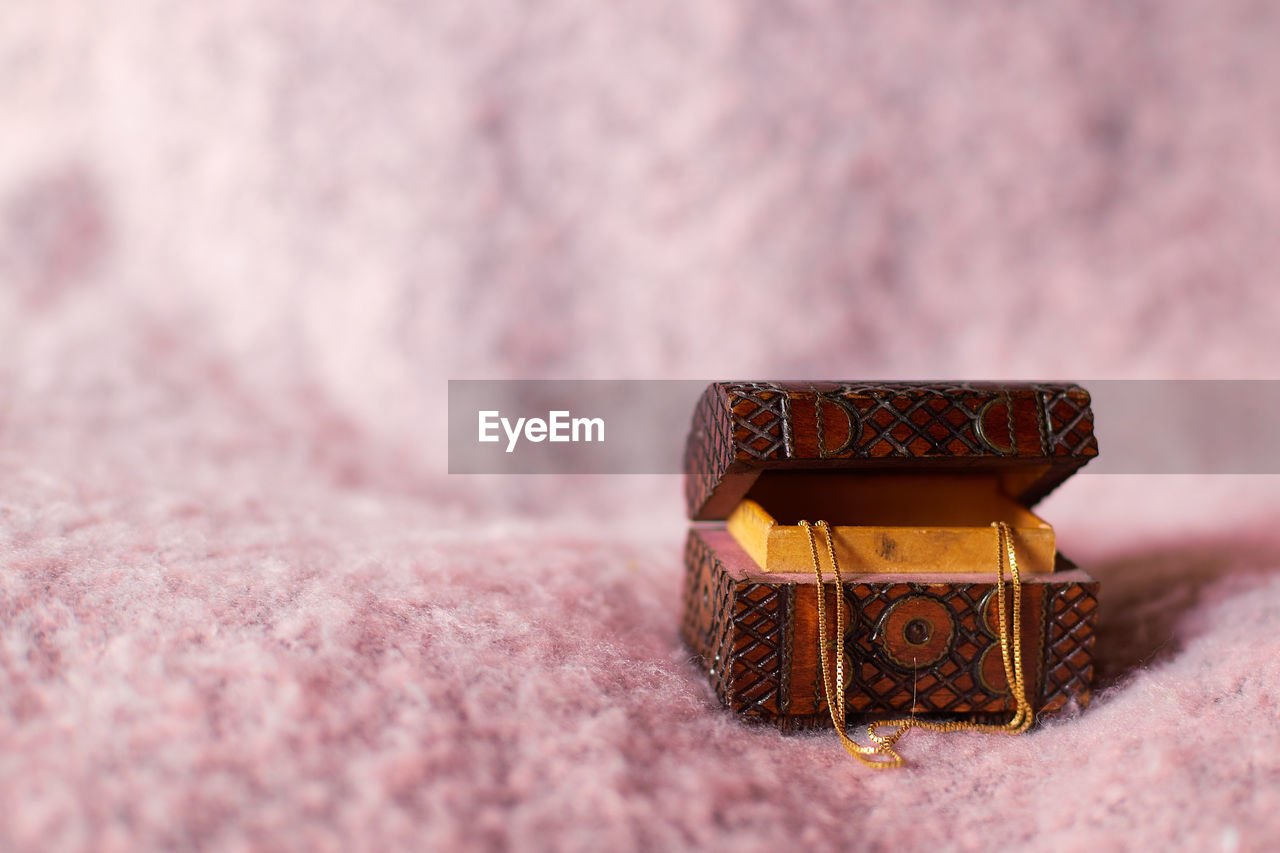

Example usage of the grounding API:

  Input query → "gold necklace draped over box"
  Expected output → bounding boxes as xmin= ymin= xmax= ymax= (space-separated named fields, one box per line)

xmin=680 ymin=382 xmax=1099 ymax=763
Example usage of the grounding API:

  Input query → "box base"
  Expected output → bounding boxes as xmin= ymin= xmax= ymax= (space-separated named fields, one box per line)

xmin=681 ymin=528 xmax=1098 ymax=729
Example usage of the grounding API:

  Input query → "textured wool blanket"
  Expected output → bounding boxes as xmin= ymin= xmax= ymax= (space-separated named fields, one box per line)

xmin=4 ymin=3 xmax=1280 ymax=851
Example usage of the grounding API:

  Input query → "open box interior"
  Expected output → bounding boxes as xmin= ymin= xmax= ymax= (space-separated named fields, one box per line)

xmin=724 ymin=471 xmax=1057 ymax=575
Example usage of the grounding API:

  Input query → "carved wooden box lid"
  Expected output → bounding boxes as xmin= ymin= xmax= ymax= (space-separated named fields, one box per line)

xmin=683 ymin=381 xmax=1098 ymax=521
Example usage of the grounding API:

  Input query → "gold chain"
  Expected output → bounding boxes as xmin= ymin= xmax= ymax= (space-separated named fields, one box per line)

xmin=799 ymin=519 xmax=1032 ymax=769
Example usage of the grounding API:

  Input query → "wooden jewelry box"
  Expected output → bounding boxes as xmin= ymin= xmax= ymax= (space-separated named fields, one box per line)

xmin=681 ymin=381 xmax=1100 ymax=731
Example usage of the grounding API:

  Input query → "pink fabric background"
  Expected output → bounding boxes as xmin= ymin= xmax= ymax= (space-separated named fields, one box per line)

xmin=4 ymin=2 xmax=1280 ymax=850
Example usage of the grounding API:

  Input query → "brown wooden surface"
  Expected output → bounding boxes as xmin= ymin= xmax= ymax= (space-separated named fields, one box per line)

xmin=682 ymin=529 xmax=1098 ymax=729
xmin=684 ymin=381 xmax=1098 ymax=521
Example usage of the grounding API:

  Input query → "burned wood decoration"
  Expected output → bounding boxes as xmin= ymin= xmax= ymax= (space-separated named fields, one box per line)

xmin=680 ymin=382 xmax=1099 ymax=739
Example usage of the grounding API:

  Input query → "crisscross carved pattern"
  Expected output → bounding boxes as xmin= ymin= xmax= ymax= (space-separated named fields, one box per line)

xmin=840 ymin=582 xmax=1014 ymax=715
xmin=821 ymin=382 xmax=1001 ymax=459
xmin=683 ymin=382 xmax=792 ymax=519
xmin=683 ymin=387 xmax=736 ymax=523
xmin=1040 ymin=582 xmax=1099 ymax=712
xmin=1035 ymin=383 xmax=1099 ymax=458
xmin=682 ymin=533 xmax=789 ymax=716
xmin=727 ymin=383 xmax=792 ymax=460
xmin=728 ymin=584 xmax=788 ymax=715
xmin=681 ymin=532 xmax=735 ymax=706
xmin=682 ymin=535 xmax=1099 ymax=727
xmin=684 ymin=381 xmax=1098 ymax=517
